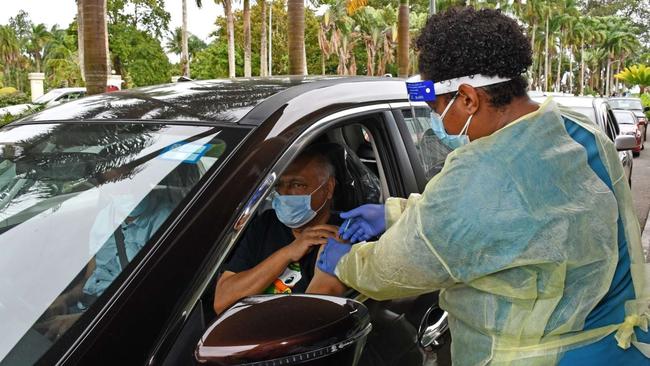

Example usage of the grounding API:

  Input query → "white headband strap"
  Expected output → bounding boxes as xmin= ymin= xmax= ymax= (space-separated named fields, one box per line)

xmin=433 ymin=74 xmax=512 ymax=95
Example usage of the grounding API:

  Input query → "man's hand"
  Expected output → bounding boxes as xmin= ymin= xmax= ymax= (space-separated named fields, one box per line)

xmin=35 ymin=314 xmax=82 ymax=341
xmin=284 ymin=224 xmax=339 ymax=262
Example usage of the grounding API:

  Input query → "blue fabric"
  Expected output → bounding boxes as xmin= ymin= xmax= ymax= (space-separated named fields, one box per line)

xmin=558 ymin=118 xmax=649 ymax=365
xmin=83 ymin=199 xmax=172 ymax=298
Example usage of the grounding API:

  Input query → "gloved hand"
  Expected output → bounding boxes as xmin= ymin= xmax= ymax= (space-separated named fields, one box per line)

xmin=317 ymin=237 xmax=352 ymax=275
xmin=339 ymin=204 xmax=386 ymax=243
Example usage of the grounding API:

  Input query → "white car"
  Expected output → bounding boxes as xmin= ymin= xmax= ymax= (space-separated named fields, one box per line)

xmin=0 ymin=104 xmax=35 ymax=118
xmin=33 ymin=87 xmax=86 ymax=107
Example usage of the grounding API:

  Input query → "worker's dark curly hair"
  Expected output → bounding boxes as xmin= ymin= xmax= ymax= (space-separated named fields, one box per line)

xmin=416 ymin=7 xmax=532 ymax=108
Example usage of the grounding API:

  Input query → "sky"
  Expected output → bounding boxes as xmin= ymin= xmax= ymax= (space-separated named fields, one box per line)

xmin=0 ymin=0 xmax=225 ymax=63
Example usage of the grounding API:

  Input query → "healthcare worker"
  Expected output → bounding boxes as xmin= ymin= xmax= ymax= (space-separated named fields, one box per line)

xmin=317 ymin=7 xmax=650 ymax=365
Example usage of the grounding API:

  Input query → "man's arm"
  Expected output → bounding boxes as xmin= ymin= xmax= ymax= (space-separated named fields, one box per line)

xmin=306 ymin=245 xmax=348 ymax=295
xmin=213 ymin=225 xmax=339 ymax=314
xmin=214 ymin=247 xmax=293 ymax=314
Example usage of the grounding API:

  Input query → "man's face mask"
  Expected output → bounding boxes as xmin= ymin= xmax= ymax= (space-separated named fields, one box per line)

xmin=430 ymin=93 xmax=475 ymax=150
xmin=271 ymin=179 xmax=328 ymax=228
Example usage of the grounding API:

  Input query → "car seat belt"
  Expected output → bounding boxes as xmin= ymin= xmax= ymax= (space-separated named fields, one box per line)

xmin=113 ymin=226 xmax=129 ymax=271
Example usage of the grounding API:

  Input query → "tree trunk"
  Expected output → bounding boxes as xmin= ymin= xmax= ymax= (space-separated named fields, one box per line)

xmin=243 ymin=0 xmax=252 ymax=77
xmin=530 ymin=22 xmax=537 ymax=87
xmin=605 ymin=54 xmax=612 ymax=97
xmin=569 ymin=47 xmax=573 ymax=93
xmin=82 ymin=0 xmax=108 ymax=95
xmin=544 ymin=14 xmax=549 ymax=92
xmin=224 ymin=0 xmax=236 ymax=78
xmin=580 ymin=40 xmax=584 ymax=95
xmin=556 ymin=35 xmax=562 ymax=92
xmin=181 ymin=0 xmax=190 ymax=77
xmin=77 ymin=0 xmax=85 ymax=81
xmin=397 ymin=0 xmax=409 ymax=77
xmin=287 ymin=0 xmax=306 ymax=75
xmin=260 ymin=0 xmax=268 ymax=77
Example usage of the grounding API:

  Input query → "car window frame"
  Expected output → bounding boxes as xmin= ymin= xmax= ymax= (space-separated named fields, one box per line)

xmin=147 ymin=103 xmax=420 ymax=365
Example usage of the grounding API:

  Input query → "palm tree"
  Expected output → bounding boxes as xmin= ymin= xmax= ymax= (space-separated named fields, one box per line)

xmin=397 ymin=0 xmax=409 ymax=77
xmin=0 ymin=25 xmax=21 ymax=87
xmin=76 ymin=0 xmax=85 ymax=81
xmin=80 ymin=0 xmax=108 ymax=95
xmin=243 ymin=0 xmax=252 ymax=77
xmin=354 ymin=7 xmax=382 ymax=75
xmin=288 ymin=0 xmax=306 ymax=75
xmin=615 ymin=64 xmax=650 ymax=94
xmin=167 ymin=27 xmax=208 ymax=69
xmin=215 ymin=0 xmax=236 ymax=78
xmin=27 ymin=24 xmax=52 ymax=73
xmin=260 ymin=0 xmax=268 ymax=76
xmin=181 ymin=0 xmax=204 ymax=77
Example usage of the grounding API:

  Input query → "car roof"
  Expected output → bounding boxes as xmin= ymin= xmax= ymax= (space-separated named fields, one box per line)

xmin=609 ymin=97 xmax=642 ymax=102
xmin=17 ymin=77 xmax=408 ymax=125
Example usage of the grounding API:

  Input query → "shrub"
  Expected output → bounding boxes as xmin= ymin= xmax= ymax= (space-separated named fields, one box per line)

xmin=0 ymin=92 xmax=31 ymax=108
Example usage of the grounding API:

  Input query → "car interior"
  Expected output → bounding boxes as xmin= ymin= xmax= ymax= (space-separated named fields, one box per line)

xmin=158 ymin=113 xmax=450 ymax=366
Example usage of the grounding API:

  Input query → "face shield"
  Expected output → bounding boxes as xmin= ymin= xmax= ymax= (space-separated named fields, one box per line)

xmin=405 ymin=74 xmax=512 ymax=151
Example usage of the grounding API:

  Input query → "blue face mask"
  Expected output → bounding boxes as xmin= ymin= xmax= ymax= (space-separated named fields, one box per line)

xmin=272 ymin=180 xmax=328 ymax=228
xmin=431 ymin=93 xmax=474 ymax=150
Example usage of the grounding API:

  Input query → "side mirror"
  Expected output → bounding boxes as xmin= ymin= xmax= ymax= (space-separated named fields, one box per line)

xmin=615 ymin=135 xmax=637 ymax=151
xmin=195 ymin=294 xmax=371 ymax=365
xmin=643 ymin=106 xmax=649 ymax=112
xmin=417 ymin=305 xmax=449 ymax=349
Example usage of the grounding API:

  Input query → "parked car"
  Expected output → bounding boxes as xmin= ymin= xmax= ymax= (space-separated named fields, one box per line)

xmin=613 ymin=109 xmax=643 ymax=156
xmin=530 ymin=95 xmax=636 ymax=186
xmin=32 ymin=87 xmax=87 ymax=108
xmin=609 ymin=97 xmax=650 ymax=141
xmin=0 ymin=77 xmax=452 ymax=366
xmin=0 ymin=103 xmax=34 ymax=118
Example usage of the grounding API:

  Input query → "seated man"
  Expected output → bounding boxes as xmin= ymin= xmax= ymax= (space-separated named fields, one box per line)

xmin=214 ymin=146 xmax=348 ymax=314
xmin=36 ymin=190 xmax=173 ymax=340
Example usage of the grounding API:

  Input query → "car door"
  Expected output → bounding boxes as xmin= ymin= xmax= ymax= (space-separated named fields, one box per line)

xmin=149 ymin=103 xmax=448 ymax=366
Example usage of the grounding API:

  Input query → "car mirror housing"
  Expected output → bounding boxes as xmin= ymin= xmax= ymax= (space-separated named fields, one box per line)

xmin=195 ymin=294 xmax=371 ymax=366
xmin=615 ymin=135 xmax=637 ymax=151
xmin=643 ymin=106 xmax=650 ymax=112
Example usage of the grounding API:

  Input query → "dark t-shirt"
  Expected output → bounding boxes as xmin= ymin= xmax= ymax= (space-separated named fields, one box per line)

xmin=223 ymin=210 xmax=342 ymax=294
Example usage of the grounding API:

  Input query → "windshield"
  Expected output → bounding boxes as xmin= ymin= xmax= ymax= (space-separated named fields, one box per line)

xmin=33 ymin=90 xmax=68 ymax=105
xmin=0 ymin=122 xmax=249 ymax=364
xmin=609 ymin=99 xmax=643 ymax=111
xmin=614 ymin=112 xmax=636 ymax=124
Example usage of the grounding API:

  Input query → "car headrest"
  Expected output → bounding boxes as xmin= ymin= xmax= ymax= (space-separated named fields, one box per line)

xmin=310 ymin=142 xmax=381 ymax=212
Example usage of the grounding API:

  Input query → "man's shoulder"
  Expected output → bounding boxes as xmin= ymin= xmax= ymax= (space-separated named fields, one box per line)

xmin=252 ymin=209 xmax=282 ymax=227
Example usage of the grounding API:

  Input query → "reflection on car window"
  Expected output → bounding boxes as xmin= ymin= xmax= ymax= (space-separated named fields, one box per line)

xmin=0 ymin=122 xmax=248 ymax=364
xmin=401 ymin=108 xmax=451 ymax=180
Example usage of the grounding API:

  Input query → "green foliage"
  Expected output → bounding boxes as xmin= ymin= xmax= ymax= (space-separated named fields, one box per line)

xmin=615 ymin=64 xmax=650 ymax=89
xmin=0 ymin=87 xmax=17 ymax=95
xmin=109 ymin=23 xmax=172 ymax=87
xmin=0 ymin=104 xmax=44 ymax=127
xmin=107 ymin=0 xmax=171 ymax=39
xmin=192 ymin=42 xmax=243 ymax=79
xmin=0 ymin=91 xmax=30 ymax=108
xmin=166 ymin=27 xmax=208 ymax=58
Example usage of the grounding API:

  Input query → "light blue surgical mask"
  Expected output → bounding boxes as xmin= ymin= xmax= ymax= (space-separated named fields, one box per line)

xmin=272 ymin=179 xmax=328 ymax=228
xmin=431 ymin=93 xmax=475 ymax=150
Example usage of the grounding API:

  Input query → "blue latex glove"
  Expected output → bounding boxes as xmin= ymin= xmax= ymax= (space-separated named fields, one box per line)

xmin=339 ymin=204 xmax=386 ymax=243
xmin=317 ymin=237 xmax=352 ymax=275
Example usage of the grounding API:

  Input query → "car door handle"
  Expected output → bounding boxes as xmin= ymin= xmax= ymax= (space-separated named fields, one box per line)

xmin=417 ymin=305 xmax=449 ymax=349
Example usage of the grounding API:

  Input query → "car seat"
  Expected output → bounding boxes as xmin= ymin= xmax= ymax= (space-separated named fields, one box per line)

xmin=308 ymin=142 xmax=381 ymax=212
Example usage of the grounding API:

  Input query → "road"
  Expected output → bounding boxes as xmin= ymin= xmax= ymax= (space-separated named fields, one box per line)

xmin=631 ymin=149 xmax=650 ymax=262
